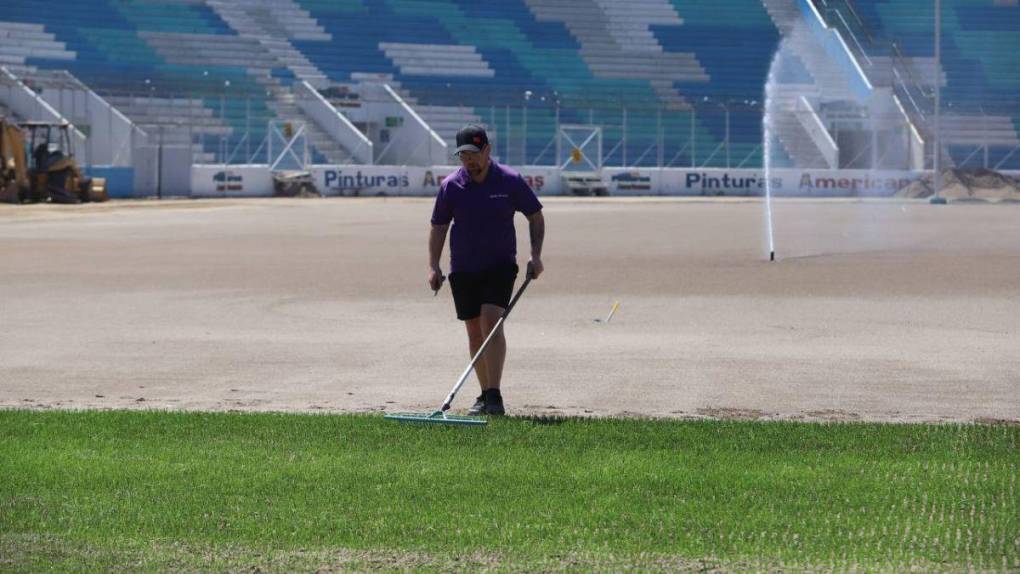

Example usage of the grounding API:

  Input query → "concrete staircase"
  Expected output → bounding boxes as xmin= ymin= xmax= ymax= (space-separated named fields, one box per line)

xmin=760 ymin=0 xmax=863 ymax=167
xmin=940 ymin=114 xmax=1020 ymax=147
xmin=380 ymin=43 xmax=494 ymax=78
xmin=103 ymin=95 xmax=222 ymax=163
xmin=201 ymin=0 xmax=355 ymax=162
xmin=346 ymin=72 xmax=492 ymax=152
xmin=525 ymin=0 xmax=706 ymax=110
xmin=761 ymin=0 xmax=857 ymax=99
xmin=767 ymin=84 xmax=832 ymax=167
xmin=761 ymin=0 xmax=800 ymax=35
xmin=0 ymin=21 xmax=75 ymax=77
xmin=258 ymin=78 xmax=354 ymax=164
xmin=141 ymin=21 xmax=355 ymax=164
xmin=414 ymin=104 xmax=486 ymax=146
xmin=205 ymin=0 xmax=331 ymax=88
xmin=140 ymin=31 xmax=277 ymax=73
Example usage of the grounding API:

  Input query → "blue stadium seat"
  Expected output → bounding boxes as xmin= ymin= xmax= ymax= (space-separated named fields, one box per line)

xmin=2 ymin=0 xmax=1014 ymax=168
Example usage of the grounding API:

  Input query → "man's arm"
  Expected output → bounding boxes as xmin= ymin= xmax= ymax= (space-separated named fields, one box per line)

xmin=526 ymin=210 xmax=544 ymax=279
xmin=428 ymin=223 xmax=449 ymax=291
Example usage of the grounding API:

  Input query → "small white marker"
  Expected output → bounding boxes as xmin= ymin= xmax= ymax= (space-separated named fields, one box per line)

xmin=594 ymin=301 xmax=620 ymax=324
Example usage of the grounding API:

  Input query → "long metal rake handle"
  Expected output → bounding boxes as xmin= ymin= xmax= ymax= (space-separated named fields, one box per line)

xmin=439 ymin=272 xmax=533 ymax=412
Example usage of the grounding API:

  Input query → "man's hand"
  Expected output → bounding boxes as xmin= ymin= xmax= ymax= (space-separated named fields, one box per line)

xmin=527 ymin=257 xmax=543 ymax=280
xmin=428 ymin=266 xmax=445 ymax=294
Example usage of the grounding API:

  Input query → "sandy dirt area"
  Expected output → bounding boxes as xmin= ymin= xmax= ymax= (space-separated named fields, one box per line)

xmin=1 ymin=197 xmax=1017 ymax=423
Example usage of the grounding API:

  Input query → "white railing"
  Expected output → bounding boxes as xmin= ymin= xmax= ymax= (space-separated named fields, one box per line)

xmin=831 ymin=9 xmax=872 ymax=67
xmin=799 ymin=0 xmax=873 ymax=99
xmin=0 ymin=66 xmax=88 ymax=162
xmin=893 ymin=94 xmax=925 ymax=170
xmin=36 ymin=71 xmax=146 ymax=167
xmin=796 ymin=96 xmax=838 ymax=168
xmin=356 ymin=82 xmax=447 ymax=166
xmin=294 ymin=80 xmax=373 ymax=164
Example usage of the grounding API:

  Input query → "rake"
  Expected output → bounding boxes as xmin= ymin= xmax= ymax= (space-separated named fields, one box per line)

xmin=385 ymin=269 xmax=534 ymax=426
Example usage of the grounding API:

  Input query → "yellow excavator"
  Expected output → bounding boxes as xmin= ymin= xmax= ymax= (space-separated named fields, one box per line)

xmin=0 ymin=118 xmax=107 ymax=204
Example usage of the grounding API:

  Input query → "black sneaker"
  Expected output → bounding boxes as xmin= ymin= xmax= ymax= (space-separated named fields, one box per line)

xmin=483 ymin=389 xmax=505 ymax=416
xmin=467 ymin=394 xmax=486 ymax=416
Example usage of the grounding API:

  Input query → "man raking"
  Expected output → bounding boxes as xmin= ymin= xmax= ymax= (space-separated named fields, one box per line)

xmin=428 ymin=125 xmax=545 ymax=416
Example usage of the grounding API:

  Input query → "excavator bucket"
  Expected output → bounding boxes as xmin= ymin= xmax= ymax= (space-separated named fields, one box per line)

xmin=0 ymin=120 xmax=29 ymax=203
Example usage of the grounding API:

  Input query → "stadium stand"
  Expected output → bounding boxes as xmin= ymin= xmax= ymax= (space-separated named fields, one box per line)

xmin=0 ymin=21 xmax=76 ymax=73
xmin=0 ymin=0 xmax=345 ymax=164
xmin=291 ymin=0 xmax=778 ymax=167
xmin=0 ymin=0 xmax=1015 ymax=174
xmin=817 ymin=0 xmax=1020 ymax=168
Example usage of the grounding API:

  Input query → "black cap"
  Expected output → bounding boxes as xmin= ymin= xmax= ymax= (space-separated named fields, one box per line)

xmin=454 ymin=125 xmax=489 ymax=155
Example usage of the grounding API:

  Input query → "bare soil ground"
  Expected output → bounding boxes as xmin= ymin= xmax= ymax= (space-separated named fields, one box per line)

xmin=1 ymin=197 xmax=1017 ymax=423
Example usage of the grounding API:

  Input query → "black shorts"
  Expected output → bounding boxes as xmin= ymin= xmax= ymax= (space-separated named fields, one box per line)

xmin=449 ymin=264 xmax=519 ymax=321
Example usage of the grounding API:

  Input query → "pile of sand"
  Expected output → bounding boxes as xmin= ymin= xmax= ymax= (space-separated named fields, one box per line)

xmin=896 ymin=168 xmax=1020 ymax=202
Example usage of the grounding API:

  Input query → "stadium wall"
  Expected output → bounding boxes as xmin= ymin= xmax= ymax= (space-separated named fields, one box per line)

xmin=86 ymin=167 xmax=135 ymax=198
xmin=190 ymin=164 xmax=957 ymax=198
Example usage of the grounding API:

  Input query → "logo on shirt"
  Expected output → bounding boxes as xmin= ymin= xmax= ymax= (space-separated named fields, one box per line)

xmin=489 ymin=194 xmax=509 ymax=199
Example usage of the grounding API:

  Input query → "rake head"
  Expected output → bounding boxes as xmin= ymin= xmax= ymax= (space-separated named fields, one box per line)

xmin=384 ymin=410 xmax=488 ymax=426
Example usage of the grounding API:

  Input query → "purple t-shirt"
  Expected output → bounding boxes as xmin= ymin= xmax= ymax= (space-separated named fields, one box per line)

xmin=430 ymin=162 xmax=543 ymax=274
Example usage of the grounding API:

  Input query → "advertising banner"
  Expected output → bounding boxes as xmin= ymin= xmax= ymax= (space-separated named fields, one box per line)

xmin=312 ymin=165 xmax=422 ymax=196
xmin=310 ymin=165 xmax=561 ymax=197
xmin=191 ymin=165 xmax=274 ymax=197
xmin=603 ymin=168 xmax=924 ymax=197
xmin=193 ymin=164 xmax=936 ymax=198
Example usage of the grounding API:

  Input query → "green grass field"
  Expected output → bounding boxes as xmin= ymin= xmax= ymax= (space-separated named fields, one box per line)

xmin=2 ymin=410 xmax=1018 ymax=572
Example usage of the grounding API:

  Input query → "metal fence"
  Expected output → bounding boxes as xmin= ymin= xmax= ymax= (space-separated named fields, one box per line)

xmin=104 ymin=87 xmax=774 ymax=169
xmin=6 ymin=71 xmax=1016 ymax=171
